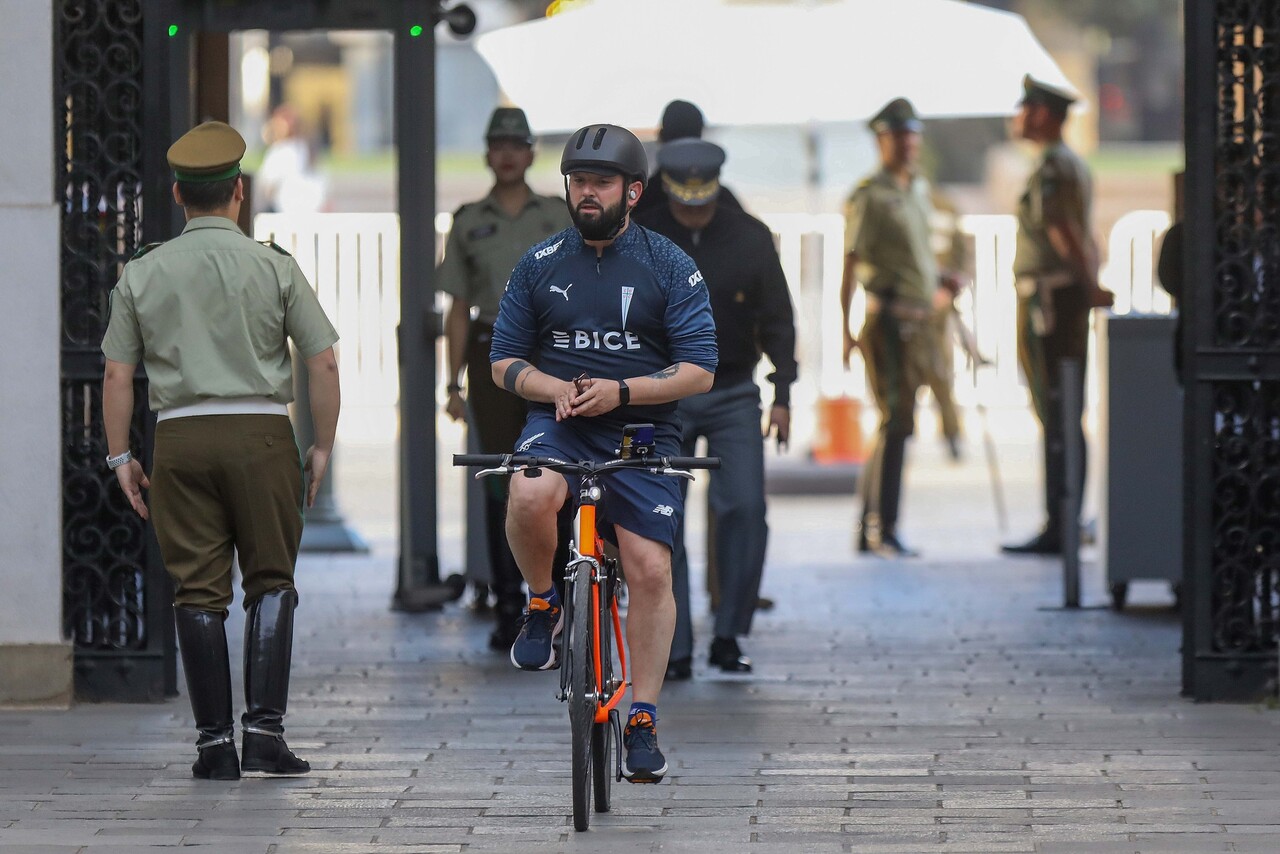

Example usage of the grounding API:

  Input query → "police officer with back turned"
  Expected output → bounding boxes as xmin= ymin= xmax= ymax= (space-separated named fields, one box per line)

xmin=102 ymin=121 xmax=340 ymax=781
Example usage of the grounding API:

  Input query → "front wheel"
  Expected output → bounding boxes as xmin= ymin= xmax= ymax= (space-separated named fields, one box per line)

xmin=568 ymin=569 xmax=595 ymax=831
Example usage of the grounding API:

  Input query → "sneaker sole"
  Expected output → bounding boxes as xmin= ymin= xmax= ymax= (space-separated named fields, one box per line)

xmin=622 ymin=763 xmax=668 ymax=784
xmin=509 ymin=612 xmax=564 ymax=671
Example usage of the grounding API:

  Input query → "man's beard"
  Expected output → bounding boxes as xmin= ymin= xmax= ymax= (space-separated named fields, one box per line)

xmin=571 ymin=196 xmax=627 ymax=241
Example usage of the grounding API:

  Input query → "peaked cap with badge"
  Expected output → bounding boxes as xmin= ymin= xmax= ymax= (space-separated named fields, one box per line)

xmin=1019 ymin=74 xmax=1078 ymax=112
xmin=868 ymin=98 xmax=923 ymax=135
xmin=485 ymin=107 xmax=535 ymax=144
xmin=167 ymin=121 xmax=246 ymax=183
xmin=657 ymin=138 xmax=726 ymax=207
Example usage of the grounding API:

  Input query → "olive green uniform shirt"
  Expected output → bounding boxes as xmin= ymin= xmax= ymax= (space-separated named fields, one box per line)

xmin=1014 ymin=141 xmax=1092 ymax=277
xmin=436 ymin=188 xmax=570 ymax=318
xmin=844 ymin=170 xmax=938 ymax=307
xmin=101 ymin=217 xmax=339 ymax=412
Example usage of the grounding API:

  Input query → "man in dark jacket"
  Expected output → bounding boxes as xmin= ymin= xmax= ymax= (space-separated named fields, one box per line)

xmin=634 ymin=138 xmax=797 ymax=677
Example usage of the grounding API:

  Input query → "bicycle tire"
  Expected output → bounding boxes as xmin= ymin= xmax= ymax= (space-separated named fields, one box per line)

xmin=592 ymin=566 xmax=616 ymax=812
xmin=569 ymin=567 xmax=595 ymax=832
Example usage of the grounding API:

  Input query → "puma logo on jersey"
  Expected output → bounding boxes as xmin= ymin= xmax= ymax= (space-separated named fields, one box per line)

xmin=550 ymin=283 xmax=574 ymax=301
xmin=552 ymin=330 xmax=642 ymax=351
xmin=534 ymin=238 xmax=564 ymax=260
xmin=652 ymin=504 xmax=675 ymax=517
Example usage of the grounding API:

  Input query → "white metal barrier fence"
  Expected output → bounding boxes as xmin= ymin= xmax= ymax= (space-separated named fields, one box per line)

xmin=256 ymin=211 xmax=1172 ymax=449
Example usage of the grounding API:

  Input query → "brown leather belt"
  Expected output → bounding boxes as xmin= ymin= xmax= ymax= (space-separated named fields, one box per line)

xmin=865 ymin=292 xmax=931 ymax=322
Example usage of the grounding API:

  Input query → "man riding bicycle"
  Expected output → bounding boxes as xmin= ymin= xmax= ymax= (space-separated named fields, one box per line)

xmin=489 ymin=123 xmax=718 ymax=783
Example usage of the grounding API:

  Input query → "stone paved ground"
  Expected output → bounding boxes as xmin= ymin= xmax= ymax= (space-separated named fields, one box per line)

xmin=3 ymin=424 xmax=1278 ymax=853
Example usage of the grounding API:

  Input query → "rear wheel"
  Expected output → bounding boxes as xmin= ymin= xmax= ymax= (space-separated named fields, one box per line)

xmin=568 ymin=567 xmax=596 ymax=832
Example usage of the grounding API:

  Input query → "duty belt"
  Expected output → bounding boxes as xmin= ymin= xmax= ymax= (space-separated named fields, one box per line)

xmin=1014 ymin=270 xmax=1076 ymax=299
xmin=865 ymin=292 xmax=931 ymax=322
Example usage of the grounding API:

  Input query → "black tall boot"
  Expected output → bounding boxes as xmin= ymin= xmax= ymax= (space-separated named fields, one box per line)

xmin=174 ymin=607 xmax=240 ymax=780
xmin=875 ymin=432 xmax=919 ymax=557
xmin=241 ymin=589 xmax=310 ymax=774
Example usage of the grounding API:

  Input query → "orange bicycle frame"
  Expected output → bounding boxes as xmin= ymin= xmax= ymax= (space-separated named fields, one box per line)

xmin=577 ymin=503 xmax=628 ymax=724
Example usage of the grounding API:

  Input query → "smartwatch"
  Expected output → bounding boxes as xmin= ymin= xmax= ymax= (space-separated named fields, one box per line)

xmin=617 ymin=379 xmax=630 ymax=406
xmin=106 ymin=450 xmax=133 ymax=470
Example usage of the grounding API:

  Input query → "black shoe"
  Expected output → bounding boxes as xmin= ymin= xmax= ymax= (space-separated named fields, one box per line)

xmin=191 ymin=741 xmax=240 ymax=780
xmin=665 ymin=656 xmax=692 ymax=681
xmin=488 ymin=621 xmax=522 ymax=652
xmin=946 ymin=435 xmax=963 ymax=462
xmin=241 ymin=731 xmax=311 ymax=775
xmin=875 ymin=533 xmax=919 ymax=558
xmin=622 ymin=711 xmax=667 ymax=783
xmin=708 ymin=637 xmax=752 ymax=673
xmin=1000 ymin=530 xmax=1061 ymax=555
xmin=755 ymin=596 xmax=775 ymax=612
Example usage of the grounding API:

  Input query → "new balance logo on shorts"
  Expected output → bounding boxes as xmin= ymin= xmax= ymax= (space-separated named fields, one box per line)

xmin=652 ymin=505 xmax=674 ymax=517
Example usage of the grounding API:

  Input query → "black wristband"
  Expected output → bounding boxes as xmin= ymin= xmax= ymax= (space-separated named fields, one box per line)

xmin=617 ymin=379 xmax=630 ymax=406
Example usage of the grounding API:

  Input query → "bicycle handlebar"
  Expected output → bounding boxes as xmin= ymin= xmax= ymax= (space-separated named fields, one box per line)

xmin=452 ymin=453 xmax=721 ymax=473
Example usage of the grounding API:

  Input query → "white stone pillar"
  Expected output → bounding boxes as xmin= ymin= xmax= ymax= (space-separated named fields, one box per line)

xmin=0 ymin=0 xmax=71 ymax=707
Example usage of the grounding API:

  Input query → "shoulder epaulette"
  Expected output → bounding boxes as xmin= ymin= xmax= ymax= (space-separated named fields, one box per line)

xmin=258 ymin=240 xmax=292 ymax=256
xmin=131 ymin=242 xmax=163 ymax=260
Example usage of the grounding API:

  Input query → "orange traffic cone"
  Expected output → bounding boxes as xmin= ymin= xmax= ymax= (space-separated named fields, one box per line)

xmin=812 ymin=396 xmax=864 ymax=464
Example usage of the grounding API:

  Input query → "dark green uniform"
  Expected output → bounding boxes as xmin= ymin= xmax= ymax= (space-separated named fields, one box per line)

xmin=1013 ymin=140 xmax=1093 ymax=536
xmin=437 ymin=189 xmax=569 ymax=628
xmin=845 ymin=167 xmax=937 ymax=548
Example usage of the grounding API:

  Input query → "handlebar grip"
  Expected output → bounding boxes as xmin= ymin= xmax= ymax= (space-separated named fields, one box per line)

xmin=666 ymin=456 xmax=721 ymax=470
xmin=453 ymin=454 xmax=507 ymax=467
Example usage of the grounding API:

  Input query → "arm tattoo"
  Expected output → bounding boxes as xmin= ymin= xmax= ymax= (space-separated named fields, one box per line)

xmin=503 ymin=360 xmax=533 ymax=394
xmin=646 ymin=364 xmax=680 ymax=381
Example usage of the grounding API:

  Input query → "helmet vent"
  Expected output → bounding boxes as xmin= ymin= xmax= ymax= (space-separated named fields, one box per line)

xmin=574 ymin=128 xmax=589 ymax=150
xmin=592 ymin=127 xmax=607 ymax=150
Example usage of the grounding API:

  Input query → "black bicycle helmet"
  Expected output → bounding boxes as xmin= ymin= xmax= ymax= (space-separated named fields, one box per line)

xmin=560 ymin=124 xmax=649 ymax=188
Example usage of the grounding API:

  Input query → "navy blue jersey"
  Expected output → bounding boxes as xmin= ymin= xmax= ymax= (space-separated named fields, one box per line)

xmin=490 ymin=222 xmax=718 ymax=432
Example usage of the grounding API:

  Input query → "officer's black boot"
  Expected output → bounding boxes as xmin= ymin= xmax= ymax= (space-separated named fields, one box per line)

xmin=876 ymin=432 xmax=919 ymax=558
xmin=174 ymin=607 xmax=240 ymax=781
xmin=241 ymin=589 xmax=310 ymax=775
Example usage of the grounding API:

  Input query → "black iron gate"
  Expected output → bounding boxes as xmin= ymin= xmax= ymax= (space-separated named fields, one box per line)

xmin=1183 ymin=0 xmax=1280 ymax=701
xmin=55 ymin=0 xmax=175 ymax=701
xmin=55 ymin=0 xmax=456 ymax=700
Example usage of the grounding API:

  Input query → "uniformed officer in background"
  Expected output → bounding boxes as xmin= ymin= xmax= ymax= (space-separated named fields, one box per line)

xmin=840 ymin=97 xmax=950 ymax=558
xmin=632 ymin=99 xmax=744 ymax=220
xmin=102 ymin=121 xmax=340 ymax=781
xmin=633 ymin=138 xmax=797 ymax=678
xmin=1001 ymin=75 xmax=1114 ymax=556
xmin=437 ymin=107 xmax=571 ymax=648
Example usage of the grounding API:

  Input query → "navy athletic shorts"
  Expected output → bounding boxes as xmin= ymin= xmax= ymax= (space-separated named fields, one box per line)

xmin=513 ymin=410 xmax=683 ymax=550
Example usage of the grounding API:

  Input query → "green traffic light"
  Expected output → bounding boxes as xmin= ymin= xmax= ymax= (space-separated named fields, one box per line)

xmin=168 ymin=24 xmax=178 ymax=37
xmin=409 ymin=24 xmax=423 ymax=37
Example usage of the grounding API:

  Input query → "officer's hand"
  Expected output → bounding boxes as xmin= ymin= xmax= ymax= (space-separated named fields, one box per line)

xmin=304 ymin=445 xmax=332 ymax=508
xmin=765 ymin=406 xmax=791 ymax=451
xmin=115 ymin=459 xmax=150 ymax=520
xmin=569 ymin=377 xmax=621 ymax=418
xmin=842 ymin=330 xmax=860 ymax=368
xmin=932 ymin=288 xmax=955 ymax=312
xmin=1087 ymin=283 xmax=1116 ymax=309
xmin=445 ymin=389 xmax=466 ymax=422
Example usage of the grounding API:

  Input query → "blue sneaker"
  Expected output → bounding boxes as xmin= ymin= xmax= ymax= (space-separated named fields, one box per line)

xmin=509 ymin=597 xmax=563 ymax=671
xmin=622 ymin=711 xmax=667 ymax=783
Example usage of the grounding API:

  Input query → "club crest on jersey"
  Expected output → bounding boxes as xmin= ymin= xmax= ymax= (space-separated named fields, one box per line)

xmin=620 ymin=286 xmax=634 ymax=328
xmin=552 ymin=329 xmax=641 ymax=351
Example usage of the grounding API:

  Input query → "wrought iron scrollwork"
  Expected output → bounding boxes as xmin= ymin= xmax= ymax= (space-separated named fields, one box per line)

xmin=1207 ymin=0 xmax=1280 ymax=661
xmin=1209 ymin=382 xmax=1280 ymax=654
xmin=57 ymin=0 xmax=149 ymax=653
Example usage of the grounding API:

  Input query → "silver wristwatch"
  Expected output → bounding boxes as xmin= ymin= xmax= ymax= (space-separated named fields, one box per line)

xmin=106 ymin=450 xmax=133 ymax=470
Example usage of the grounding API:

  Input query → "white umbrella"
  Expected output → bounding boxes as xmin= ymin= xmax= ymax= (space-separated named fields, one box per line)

xmin=475 ymin=0 xmax=1076 ymax=134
